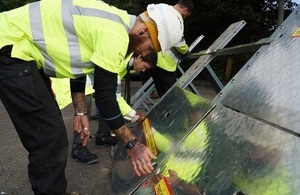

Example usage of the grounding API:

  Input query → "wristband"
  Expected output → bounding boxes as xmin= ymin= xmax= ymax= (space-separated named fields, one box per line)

xmin=74 ymin=112 xmax=87 ymax=116
xmin=125 ymin=138 xmax=138 ymax=149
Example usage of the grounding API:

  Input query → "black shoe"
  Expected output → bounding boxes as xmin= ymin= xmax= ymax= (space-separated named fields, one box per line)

xmin=71 ymin=144 xmax=98 ymax=164
xmin=95 ymin=132 xmax=119 ymax=147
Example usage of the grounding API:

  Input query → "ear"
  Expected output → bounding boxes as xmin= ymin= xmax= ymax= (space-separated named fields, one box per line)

xmin=138 ymin=27 xmax=149 ymax=37
xmin=136 ymin=55 xmax=143 ymax=61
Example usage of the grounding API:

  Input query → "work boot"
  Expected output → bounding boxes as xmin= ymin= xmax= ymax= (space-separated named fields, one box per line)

xmin=71 ymin=144 xmax=98 ymax=164
xmin=95 ymin=132 xmax=119 ymax=147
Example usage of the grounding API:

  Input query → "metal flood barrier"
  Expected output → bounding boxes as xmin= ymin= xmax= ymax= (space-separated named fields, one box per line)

xmin=133 ymin=105 xmax=300 ymax=195
xmin=109 ymin=87 xmax=214 ymax=194
xmin=110 ymin=6 xmax=300 ymax=195
xmin=130 ymin=20 xmax=246 ymax=113
xmin=129 ymin=34 xmax=205 ymax=113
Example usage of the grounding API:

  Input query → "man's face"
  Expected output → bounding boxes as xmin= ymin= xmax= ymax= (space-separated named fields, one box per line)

xmin=182 ymin=10 xmax=191 ymax=19
xmin=128 ymin=33 xmax=155 ymax=56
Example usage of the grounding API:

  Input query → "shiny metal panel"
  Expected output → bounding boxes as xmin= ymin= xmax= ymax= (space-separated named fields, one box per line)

xmin=109 ymin=86 xmax=214 ymax=194
xmin=220 ymin=7 xmax=300 ymax=134
xmin=133 ymin=106 xmax=300 ymax=195
xmin=110 ymin=9 xmax=300 ymax=194
xmin=146 ymin=86 xmax=213 ymax=144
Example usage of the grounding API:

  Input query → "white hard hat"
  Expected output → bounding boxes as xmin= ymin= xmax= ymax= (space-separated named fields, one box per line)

xmin=147 ymin=3 xmax=184 ymax=55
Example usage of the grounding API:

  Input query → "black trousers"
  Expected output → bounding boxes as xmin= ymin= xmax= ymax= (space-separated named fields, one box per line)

xmin=0 ymin=50 xmax=68 ymax=194
xmin=141 ymin=66 xmax=177 ymax=98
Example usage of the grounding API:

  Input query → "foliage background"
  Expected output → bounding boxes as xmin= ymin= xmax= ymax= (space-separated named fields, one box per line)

xmin=0 ymin=0 xmax=298 ymax=82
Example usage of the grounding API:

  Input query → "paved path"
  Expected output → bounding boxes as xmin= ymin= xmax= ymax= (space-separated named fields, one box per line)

xmin=0 ymin=79 xmax=216 ymax=195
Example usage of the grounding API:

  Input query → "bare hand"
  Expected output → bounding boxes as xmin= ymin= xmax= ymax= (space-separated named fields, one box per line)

xmin=127 ymin=142 xmax=157 ymax=176
xmin=165 ymin=169 xmax=181 ymax=187
xmin=152 ymin=173 xmax=163 ymax=184
xmin=73 ymin=115 xmax=90 ymax=146
xmin=152 ymin=169 xmax=179 ymax=186
xmin=135 ymin=113 xmax=145 ymax=123
xmin=130 ymin=113 xmax=145 ymax=123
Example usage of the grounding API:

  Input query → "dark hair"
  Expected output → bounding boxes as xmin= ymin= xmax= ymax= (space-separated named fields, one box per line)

xmin=133 ymin=52 xmax=158 ymax=68
xmin=177 ymin=0 xmax=194 ymax=13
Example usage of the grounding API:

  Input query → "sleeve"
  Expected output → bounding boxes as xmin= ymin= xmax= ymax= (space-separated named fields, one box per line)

xmin=115 ymin=75 xmax=132 ymax=116
xmin=93 ymin=65 xmax=124 ymax=130
xmin=90 ymin=30 xmax=128 ymax=74
xmin=117 ymin=96 xmax=134 ymax=116
xmin=175 ymin=43 xmax=189 ymax=54
xmin=70 ymin=76 xmax=86 ymax=93
xmin=175 ymin=38 xmax=189 ymax=54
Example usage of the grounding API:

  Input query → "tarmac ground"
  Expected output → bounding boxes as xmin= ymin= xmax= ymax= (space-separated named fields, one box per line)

xmin=0 ymin=79 xmax=216 ymax=195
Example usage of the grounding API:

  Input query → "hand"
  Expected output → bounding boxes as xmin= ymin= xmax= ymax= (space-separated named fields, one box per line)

xmin=165 ymin=169 xmax=181 ymax=187
xmin=131 ymin=113 xmax=145 ymax=123
xmin=73 ymin=115 xmax=90 ymax=146
xmin=152 ymin=173 xmax=164 ymax=184
xmin=127 ymin=142 xmax=157 ymax=177
xmin=152 ymin=169 xmax=180 ymax=187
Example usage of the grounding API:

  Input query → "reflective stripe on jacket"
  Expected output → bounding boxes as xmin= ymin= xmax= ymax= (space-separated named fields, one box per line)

xmin=0 ymin=0 xmax=135 ymax=78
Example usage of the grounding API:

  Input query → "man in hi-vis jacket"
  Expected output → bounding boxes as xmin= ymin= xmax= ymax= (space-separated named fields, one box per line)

xmin=0 ymin=0 xmax=184 ymax=194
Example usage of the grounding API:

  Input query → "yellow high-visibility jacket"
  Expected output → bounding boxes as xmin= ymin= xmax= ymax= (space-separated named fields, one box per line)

xmin=157 ymin=41 xmax=189 ymax=72
xmin=0 ymin=0 xmax=135 ymax=78
xmin=52 ymin=56 xmax=135 ymax=119
xmin=51 ymin=76 xmax=95 ymax=109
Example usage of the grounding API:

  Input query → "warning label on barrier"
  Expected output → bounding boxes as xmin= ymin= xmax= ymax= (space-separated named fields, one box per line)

xmin=142 ymin=118 xmax=158 ymax=155
xmin=291 ymin=27 xmax=300 ymax=37
xmin=154 ymin=177 xmax=173 ymax=195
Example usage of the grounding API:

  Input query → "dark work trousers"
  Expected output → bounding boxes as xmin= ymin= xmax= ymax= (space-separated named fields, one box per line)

xmin=148 ymin=66 xmax=177 ymax=98
xmin=139 ymin=70 xmax=151 ymax=90
xmin=0 ymin=51 xmax=68 ymax=194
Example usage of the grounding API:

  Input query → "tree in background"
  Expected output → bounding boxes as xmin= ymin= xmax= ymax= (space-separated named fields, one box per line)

xmin=1 ymin=0 xmax=297 ymax=49
xmin=186 ymin=0 xmax=296 ymax=49
xmin=1 ymin=0 xmax=298 ymax=81
xmin=102 ymin=0 xmax=297 ymax=49
xmin=0 ymin=0 xmax=38 ymax=12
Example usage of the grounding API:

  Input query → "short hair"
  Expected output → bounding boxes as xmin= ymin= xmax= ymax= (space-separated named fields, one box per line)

xmin=177 ymin=0 xmax=194 ymax=14
xmin=142 ymin=52 xmax=158 ymax=68
xmin=132 ymin=52 xmax=158 ymax=69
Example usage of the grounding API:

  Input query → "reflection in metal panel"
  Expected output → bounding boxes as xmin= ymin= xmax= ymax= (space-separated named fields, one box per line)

xmin=109 ymin=86 xmax=214 ymax=194
xmin=133 ymin=106 xmax=300 ymax=195
xmin=111 ymin=8 xmax=300 ymax=194
xmin=220 ymin=6 xmax=300 ymax=134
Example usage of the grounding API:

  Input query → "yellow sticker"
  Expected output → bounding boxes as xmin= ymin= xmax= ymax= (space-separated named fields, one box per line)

xmin=142 ymin=118 xmax=158 ymax=155
xmin=154 ymin=177 xmax=173 ymax=195
xmin=291 ymin=27 xmax=300 ymax=37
